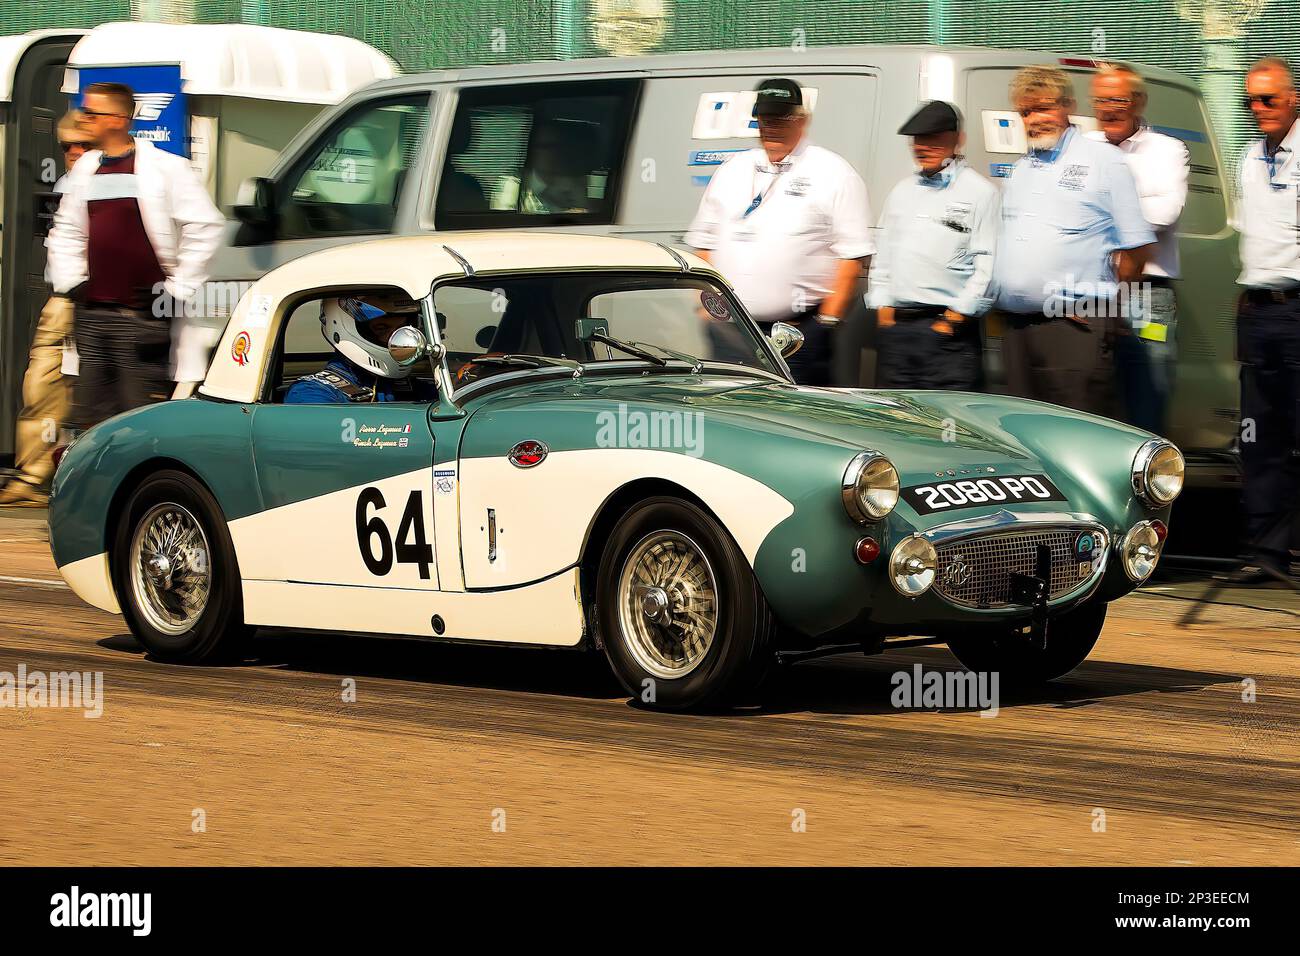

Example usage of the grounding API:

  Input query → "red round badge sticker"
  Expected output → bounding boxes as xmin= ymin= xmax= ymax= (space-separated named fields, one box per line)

xmin=231 ymin=331 xmax=252 ymax=366
xmin=700 ymin=291 xmax=730 ymax=321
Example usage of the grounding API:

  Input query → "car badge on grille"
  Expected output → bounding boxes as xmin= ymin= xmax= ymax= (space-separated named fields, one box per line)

xmin=942 ymin=553 xmax=972 ymax=589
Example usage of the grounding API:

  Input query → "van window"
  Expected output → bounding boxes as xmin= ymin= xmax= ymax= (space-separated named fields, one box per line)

xmin=434 ymin=80 xmax=639 ymax=230
xmin=277 ymin=95 xmax=430 ymax=240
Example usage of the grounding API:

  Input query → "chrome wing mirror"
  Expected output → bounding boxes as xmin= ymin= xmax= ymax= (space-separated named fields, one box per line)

xmin=769 ymin=321 xmax=805 ymax=359
xmin=388 ymin=326 xmax=443 ymax=367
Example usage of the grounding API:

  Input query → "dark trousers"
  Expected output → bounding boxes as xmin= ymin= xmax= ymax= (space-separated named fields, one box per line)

xmin=1237 ymin=295 xmax=1300 ymax=568
xmin=70 ymin=304 xmax=171 ymax=432
xmin=876 ymin=308 xmax=981 ymax=390
xmin=1001 ymin=313 xmax=1114 ymax=416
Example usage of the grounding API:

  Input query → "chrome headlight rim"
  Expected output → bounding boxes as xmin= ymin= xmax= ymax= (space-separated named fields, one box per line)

xmin=888 ymin=534 xmax=937 ymax=597
xmin=1120 ymin=519 xmax=1163 ymax=582
xmin=841 ymin=450 xmax=900 ymax=523
xmin=1131 ymin=438 xmax=1184 ymax=508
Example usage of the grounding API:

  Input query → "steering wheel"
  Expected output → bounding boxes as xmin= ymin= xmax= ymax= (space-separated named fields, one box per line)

xmin=455 ymin=352 xmax=507 ymax=384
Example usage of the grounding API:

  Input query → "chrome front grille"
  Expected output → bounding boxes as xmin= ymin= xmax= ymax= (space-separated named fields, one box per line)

xmin=932 ymin=527 xmax=1103 ymax=609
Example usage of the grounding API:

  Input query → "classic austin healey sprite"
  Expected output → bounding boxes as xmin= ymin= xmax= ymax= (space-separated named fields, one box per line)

xmin=49 ymin=233 xmax=1183 ymax=709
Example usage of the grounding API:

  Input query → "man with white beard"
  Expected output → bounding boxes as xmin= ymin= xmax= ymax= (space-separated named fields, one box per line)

xmin=994 ymin=65 xmax=1156 ymax=415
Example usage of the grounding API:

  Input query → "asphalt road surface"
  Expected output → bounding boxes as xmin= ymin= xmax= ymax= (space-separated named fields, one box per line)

xmin=1 ymin=508 xmax=1297 ymax=865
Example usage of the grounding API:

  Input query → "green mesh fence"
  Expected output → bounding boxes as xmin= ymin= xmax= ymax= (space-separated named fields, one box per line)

xmin=1 ymin=0 xmax=1296 ymax=168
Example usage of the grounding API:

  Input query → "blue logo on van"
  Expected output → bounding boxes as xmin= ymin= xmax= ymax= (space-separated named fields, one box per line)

xmin=689 ymin=149 xmax=745 ymax=166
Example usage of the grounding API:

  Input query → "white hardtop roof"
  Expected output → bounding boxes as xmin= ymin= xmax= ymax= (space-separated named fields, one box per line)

xmin=0 ymin=30 xmax=87 ymax=102
xmin=201 ymin=233 xmax=718 ymax=403
xmin=62 ymin=22 xmax=398 ymax=104
xmin=251 ymin=232 xmax=712 ymax=300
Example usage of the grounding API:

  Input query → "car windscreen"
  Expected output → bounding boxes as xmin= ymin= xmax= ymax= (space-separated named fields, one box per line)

xmin=433 ymin=272 xmax=780 ymax=389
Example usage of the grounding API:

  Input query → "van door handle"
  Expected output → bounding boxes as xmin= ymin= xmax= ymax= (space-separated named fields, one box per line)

xmin=487 ymin=508 xmax=497 ymax=562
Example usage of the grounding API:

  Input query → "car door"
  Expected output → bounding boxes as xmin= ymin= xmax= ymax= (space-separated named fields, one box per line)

xmin=241 ymin=401 xmax=439 ymax=592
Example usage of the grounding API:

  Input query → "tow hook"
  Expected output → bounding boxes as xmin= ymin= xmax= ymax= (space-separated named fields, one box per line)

xmin=1009 ymin=544 xmax=1052 ymax=650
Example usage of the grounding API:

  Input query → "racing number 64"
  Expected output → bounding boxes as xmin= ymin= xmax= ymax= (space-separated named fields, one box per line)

xmin=355 ymin=487 xmax=433 ymax=579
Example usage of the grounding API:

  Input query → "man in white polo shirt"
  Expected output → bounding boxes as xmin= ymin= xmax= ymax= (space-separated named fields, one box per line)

xmin=686 ymin=78 xmax=875 ymax=385
xmin=1223 ymin=56 xmax=1300 ymax=584
xmin=1088 ymin=62 xmax=1189 ymax=435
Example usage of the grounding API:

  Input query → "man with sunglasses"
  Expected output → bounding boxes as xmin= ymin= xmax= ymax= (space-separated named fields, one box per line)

xmin=1226 ymin=57 xmax=1300 ymax=585
xmin=0 ymin=112 xmax=92 ymax=506
xmin=46 ymin=81 xmax=223 ymax=435
xmin=687 ymin=78 xmax=874 ymax=385
xmin=993 ymin=65 xmax=1155 ymax=416
xmin=1087 ymin=63 xmax=1189 ymax=436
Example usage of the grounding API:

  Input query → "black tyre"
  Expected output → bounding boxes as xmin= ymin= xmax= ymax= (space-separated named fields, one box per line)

xmin=947 ymin=600 xmax=1107 ymax=685
xmin=596 ymin=496 xmax=776 ymax=710
xmin=112 ymin=469 xmax=251 ymax=663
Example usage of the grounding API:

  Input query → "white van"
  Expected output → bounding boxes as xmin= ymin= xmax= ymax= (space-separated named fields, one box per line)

xmin=218 ymin=44 xmax=1238 ymax=482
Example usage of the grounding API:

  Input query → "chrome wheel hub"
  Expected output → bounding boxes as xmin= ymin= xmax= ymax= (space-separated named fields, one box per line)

xmin=617 ymin=531 xmax=718 ymax=680
xmin=129 ymin=503 xmax=212 ymax=636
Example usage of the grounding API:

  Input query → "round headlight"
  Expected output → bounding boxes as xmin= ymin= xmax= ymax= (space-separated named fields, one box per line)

xmin=1121 ymin=520 xmax=1163 ymax=582
xmin=1132 ymin=439 xmax=1184 ymax=507
xmin=842 ymin=451 xmax=899 ymax=522
xmin=889 ymin=535 xmax=937 ymax=597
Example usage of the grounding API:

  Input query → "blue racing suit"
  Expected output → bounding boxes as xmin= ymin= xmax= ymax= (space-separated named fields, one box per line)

xmin=284 ymin=358 xmax=435 ymax=404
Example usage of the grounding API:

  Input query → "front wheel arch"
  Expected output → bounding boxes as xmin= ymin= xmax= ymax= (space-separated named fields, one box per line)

xmin=577 ymin=478 xmax=722 ymax=647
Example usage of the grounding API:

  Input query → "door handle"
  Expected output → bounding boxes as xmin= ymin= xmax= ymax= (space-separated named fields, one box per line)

xmin=487 ymin=508 xmax=497 ymax=562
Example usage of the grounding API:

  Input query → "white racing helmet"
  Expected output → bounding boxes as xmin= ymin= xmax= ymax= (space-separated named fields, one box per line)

xmin=320 ymin=297 xmax=410 ymax=380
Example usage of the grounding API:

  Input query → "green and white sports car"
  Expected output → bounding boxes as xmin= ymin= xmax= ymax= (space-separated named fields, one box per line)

xmin=49 ymin=233 xmax=1183 ymax=709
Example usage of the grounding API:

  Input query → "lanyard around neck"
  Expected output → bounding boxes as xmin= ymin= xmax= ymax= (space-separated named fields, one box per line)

xmin=743 ymin=157 xmax=793 ymax=219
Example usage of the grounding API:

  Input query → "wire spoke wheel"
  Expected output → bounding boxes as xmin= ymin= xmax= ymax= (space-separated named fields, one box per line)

xmin=617 ymin=530 xmax=719 ymax=679
xmin=128 ymin=502 xmax=212 ymax=637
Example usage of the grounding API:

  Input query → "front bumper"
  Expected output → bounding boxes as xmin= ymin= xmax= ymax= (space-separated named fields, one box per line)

xmin=759 ymin=507 xmax=1163 ymax=645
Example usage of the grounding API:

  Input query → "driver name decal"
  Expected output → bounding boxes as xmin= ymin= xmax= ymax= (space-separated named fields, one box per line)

xmin=901 ymin=474 xmax=1067 ymax=515
xmin=353 ymin=423 xmax=413 ymax=450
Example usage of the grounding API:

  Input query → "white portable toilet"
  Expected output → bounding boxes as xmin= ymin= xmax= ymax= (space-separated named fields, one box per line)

xmin=61 ymin=22 xmax=399 ymax=211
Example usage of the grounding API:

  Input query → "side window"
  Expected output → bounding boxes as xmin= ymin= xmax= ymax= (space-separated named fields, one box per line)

xmin=268 ymin=290 xmax=433 ymax=404
xmin=277 ymin=95 xmax=430 ymax=240
xmin=435 ymin=80 xmax=639 ymax=230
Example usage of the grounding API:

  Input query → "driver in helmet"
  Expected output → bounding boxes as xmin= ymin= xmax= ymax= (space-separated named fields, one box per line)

xmin=285 ymin=296 xmax=436 ymax=404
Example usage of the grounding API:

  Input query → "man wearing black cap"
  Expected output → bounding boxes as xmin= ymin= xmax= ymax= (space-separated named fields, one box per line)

xmin=686 ymin=78 xmax=874 ymax=385
xmin=870 ymin=100 xmax=999 ymax=391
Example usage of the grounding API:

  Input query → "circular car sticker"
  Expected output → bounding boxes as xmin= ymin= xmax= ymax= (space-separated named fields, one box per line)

xmin=1073 ymin=530 xmax=1105 ymax=577
xmin=700 ymin=290 xmax=730 ymax=320
xmin=231 ymin=331 xmax=252 ymax=366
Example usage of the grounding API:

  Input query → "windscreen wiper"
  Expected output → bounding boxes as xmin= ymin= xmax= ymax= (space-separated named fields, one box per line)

xmin=469 ymin=354 xmax=583 ymax=372
xmin=627 ymin=341 xmax=705 ymax=373
xmin=588 ymin=331 xmax=667 ymax=366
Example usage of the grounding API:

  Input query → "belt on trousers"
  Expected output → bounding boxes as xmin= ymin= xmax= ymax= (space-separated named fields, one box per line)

xmin=1244 ymin=286 xmax=1300 ymax=306
xmin=893 ymin=305 xmax=947 ymax=319
xmin=758 ymin=303 xmax=824 ymax=329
